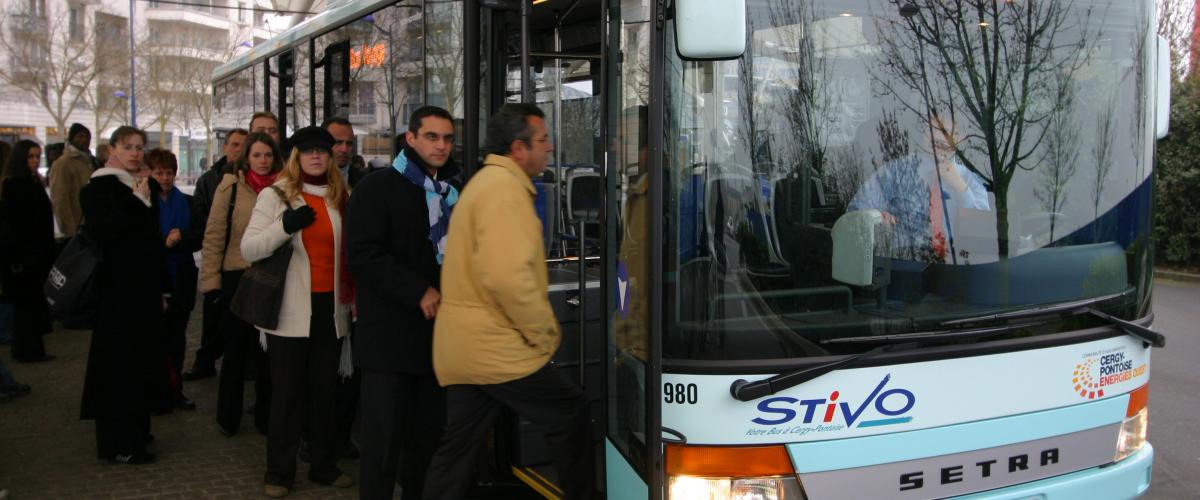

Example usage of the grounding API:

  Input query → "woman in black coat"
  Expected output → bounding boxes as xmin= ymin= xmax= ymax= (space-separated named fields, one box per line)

xmin=78 ymin=126 xmax=169 ymax=464
xmin=0 ymin=139 xmax=55 ymax=363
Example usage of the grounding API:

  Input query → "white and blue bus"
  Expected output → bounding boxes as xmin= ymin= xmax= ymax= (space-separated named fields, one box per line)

xmin=212 ymin=0 xmax=1169 ymax=498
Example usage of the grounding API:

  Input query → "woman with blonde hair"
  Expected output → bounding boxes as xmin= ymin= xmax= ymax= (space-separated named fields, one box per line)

xmin=205 ymin=132 xmax=282 ymax=437
xmin=240 ymin=126 xmax=353 ymax=497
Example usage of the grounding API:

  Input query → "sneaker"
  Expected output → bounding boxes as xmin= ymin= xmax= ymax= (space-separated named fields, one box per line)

xmin=263 ymin=484 xmax=289 ymax=498
xmin=108 ymin=451 xmax=156 ymax=464
xmin=176 ymin=395 xmax=197 ymax=410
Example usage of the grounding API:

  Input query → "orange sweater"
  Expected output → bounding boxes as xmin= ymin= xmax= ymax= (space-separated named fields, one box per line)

xmin=300 ymin=193 xmax=335 ymax=293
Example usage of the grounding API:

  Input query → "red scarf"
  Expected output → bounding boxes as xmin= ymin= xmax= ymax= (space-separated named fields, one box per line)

xmin=245 ymin=169 xmax=277 ymax=193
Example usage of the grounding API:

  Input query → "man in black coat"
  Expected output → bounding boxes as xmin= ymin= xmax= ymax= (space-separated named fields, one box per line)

xmin=346 ymin=106 xmax=459 ymax=500
xmin=183 ymin=128 xmax=247 ymax=381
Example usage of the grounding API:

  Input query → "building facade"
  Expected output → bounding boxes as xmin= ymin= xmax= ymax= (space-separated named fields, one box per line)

xmin=0 ymin=0 xmax=279 ymax=180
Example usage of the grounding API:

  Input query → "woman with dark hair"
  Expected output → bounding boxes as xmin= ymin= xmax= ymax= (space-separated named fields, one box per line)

xmin=204 ymin=132 xmax=282 ymax=436
xmin=0 ymin=140 xmax=55 ymax=363
xmin=241 ymin=126 xmax=353 ymax=497
xmin=78 ymin=126 xmax=167 ymax=464
xmin=146 ymin=148 xmax=202 ymax=412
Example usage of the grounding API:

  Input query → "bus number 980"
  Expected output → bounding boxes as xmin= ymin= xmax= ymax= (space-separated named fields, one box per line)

xmin=664 ymin=383 xmax=698 ymax=404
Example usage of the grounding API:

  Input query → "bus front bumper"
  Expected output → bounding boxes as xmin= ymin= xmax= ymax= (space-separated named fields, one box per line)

xmin=955 ymin=444 xmax=1153 ymax=500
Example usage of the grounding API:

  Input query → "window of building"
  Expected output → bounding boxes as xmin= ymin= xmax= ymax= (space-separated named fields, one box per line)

xmin=69 ymin=7 xmax=81 ymax=41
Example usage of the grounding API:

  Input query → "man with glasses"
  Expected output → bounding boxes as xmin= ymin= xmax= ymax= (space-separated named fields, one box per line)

xmin=346 ymin=106 xmax=460 ymax=500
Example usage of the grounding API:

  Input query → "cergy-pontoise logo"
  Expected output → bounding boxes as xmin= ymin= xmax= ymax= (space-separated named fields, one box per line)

xmin=747 ymin=374 xmax=915 ymax=436
xmin=1071 ymin=348 xmax=1147 ymax=400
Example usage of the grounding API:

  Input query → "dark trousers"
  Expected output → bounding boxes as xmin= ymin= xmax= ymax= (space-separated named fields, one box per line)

xmin=359 ymin=370 xmax=445 ymax=500
xmin=216 ymin=271 xmax=271 ymax=434
xmin=335 ymin=367 xmax=360 ymax=452
xmin=95 ymin=412 xmax=151 ymax=458
xmin=10 ymin=294 xmax=49 ymax=361
xmin=265 ymin=292 xmax=342 ymax=487
xmin=164 ymin=299 xmax=191 ymax=398
xmin=422 ymin=365 xmax=593 ymax=500
xmin=192 ymin=292 xmax=225 ymax=370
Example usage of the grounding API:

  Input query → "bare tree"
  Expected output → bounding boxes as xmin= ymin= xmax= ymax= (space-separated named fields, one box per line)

xmin=424 ymin=0 xmax=465 ymax=116
xmin=1156 ymin=0 xmax=1194 ymax=81
xmin=0 ymin=2 xmax=101 ymax=136
xmin=1090 ymin=90 xmax=1116 ymax=238
xmin=1034 ymin=75 xmax=1080 ymax=243
xmin=874 ymin=0 xmax=1099 ymax=257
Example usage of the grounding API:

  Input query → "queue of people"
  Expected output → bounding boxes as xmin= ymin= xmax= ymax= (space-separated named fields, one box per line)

xmin=0 ymin=104 xmax=597 ymax=499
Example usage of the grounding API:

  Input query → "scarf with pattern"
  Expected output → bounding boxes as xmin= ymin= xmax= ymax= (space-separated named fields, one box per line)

xmin=393 ymin=148 xmax=458 ymax=264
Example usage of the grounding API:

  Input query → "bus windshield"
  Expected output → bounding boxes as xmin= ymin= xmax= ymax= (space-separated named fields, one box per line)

xmin=659 ymin=0 xmax=1155 ymax=360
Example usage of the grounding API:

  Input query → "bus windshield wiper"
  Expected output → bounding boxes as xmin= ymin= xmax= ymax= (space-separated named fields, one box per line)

xmin=729 ymin=322 xmax=1040 ymax=402
xmin=939 ymin=293 xmax=1165 ymax=348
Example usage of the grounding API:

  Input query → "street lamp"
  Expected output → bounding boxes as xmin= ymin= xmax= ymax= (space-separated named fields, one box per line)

xmin=114 ymin=90 xmax=130 ymax=124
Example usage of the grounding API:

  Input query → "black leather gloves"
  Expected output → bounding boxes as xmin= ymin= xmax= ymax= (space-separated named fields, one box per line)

xmin=282 ymin=206 xmax=317 ymax=234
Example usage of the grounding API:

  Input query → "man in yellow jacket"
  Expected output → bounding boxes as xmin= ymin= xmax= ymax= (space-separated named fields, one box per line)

xmin=424 ymin=104 xmax=593 ymax=500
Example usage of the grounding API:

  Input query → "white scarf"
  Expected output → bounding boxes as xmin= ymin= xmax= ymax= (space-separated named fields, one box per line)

xmin=91 ymin=167 xmax=151 ymax=207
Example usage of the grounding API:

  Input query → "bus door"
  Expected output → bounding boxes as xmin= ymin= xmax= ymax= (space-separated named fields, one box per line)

xmin=476 ymin=0 xmax=611 ymax=497
xmin=604 ymin=0 xmax=662 ymax=497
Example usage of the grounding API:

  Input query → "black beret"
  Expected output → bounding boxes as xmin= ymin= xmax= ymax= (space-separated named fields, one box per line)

xmin=289 ymin=126 xmax=334 ymax=153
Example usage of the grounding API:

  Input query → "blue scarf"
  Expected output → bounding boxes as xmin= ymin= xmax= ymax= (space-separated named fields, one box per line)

xmin=159 ymin=186 xmax=192 ymax=284
xmin=394 ymin=148 xmax=458 ymax=264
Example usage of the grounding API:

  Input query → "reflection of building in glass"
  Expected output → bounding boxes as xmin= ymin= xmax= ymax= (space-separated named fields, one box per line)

xmin=0 ymin=0 xmax=274 ymax=180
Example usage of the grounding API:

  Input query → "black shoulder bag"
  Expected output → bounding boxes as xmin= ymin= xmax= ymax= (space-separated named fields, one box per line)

xmin=43 ymin=226 xmax=102 ymax=324
xmin=229 ymin=186 xmax=293 ymax=329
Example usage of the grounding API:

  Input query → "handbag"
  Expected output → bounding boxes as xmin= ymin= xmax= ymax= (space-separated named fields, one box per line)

xmin=42 ymin=226 xmax=102 ymax=324
xmin=229 ymin=186 xmax=294 ymax=330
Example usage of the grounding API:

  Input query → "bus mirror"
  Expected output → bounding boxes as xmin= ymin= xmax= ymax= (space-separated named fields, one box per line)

xmin=1156 ymin=35 xmax=1171 ymax=139
xmin=675 ymin=0 xmax=746 ymax=60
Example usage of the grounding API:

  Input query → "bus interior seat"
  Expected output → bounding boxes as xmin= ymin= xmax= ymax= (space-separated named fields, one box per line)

xmin=831 ymin=209 xmax=888 ymax=288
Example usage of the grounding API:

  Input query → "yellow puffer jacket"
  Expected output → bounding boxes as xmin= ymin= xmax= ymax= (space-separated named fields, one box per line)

xmin=432 ymin=154 xmax=559 ymax=386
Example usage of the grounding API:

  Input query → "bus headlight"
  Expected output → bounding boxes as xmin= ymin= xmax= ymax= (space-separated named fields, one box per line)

xmin=1114 ymin=384 xmax=1149 ymax=463
xmin=666 ymin=444 xmax=807 ymax=499
xmin=1114 ymin=407 xmax=1148 ymax=462
xmin=667 ymin=475 xmax=805 ymax=500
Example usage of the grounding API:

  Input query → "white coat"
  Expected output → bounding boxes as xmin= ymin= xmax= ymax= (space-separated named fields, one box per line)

xmin=240 ymin=181 xmax=352 ymax=340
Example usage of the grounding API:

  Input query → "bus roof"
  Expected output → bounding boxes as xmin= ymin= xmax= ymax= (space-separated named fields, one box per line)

xmin=210 ymin=0 xmax=394 ymax=84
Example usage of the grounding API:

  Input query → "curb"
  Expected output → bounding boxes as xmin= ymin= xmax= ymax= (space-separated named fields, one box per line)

xmin=1154 ymin=268 xmax=1200 ymax=283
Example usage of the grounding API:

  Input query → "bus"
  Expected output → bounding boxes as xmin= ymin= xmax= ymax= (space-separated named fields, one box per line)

xmin=211 ymin=0 xmax=1169 ymax=498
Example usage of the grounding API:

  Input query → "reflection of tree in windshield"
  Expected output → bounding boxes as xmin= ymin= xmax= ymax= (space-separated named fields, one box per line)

xmin=873 ymin=0 xmax=1102 ymax=257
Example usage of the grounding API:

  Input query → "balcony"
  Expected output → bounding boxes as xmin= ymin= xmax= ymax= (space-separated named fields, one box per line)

xmin=144 ymin=6 xmax=233 ymax=31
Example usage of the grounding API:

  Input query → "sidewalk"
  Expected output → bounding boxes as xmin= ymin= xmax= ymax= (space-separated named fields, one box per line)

xmin=1154 ymin=268 xmax=1200 ymax=283
xmin=0 ymin=313 xmax=361 ymax=499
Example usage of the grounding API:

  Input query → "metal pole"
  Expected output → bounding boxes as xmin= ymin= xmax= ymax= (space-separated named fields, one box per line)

xmin=128 ymin=0 xmax=137 ymax=127
xmin=464 ymin=0 xmax=480 ymax=173
xmin=554 ymin=20 xmax=564 ymax=255
xmin=519 ymin=0 xmax=532 ymax=103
